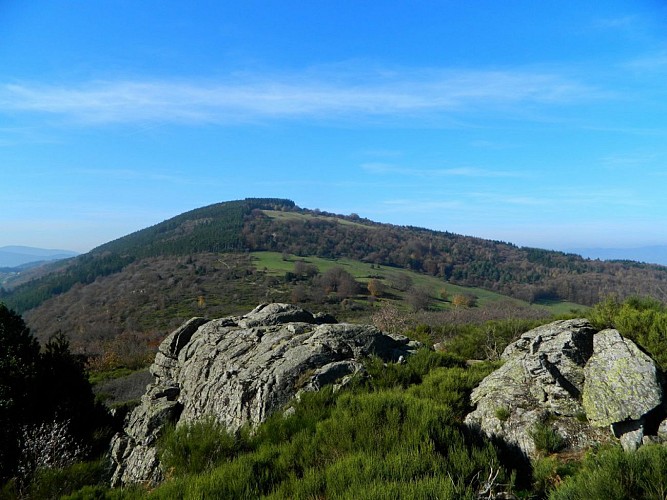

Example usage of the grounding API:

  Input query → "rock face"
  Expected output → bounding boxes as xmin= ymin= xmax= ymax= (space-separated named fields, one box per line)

xmin=465 ymin=319 xmax=665 ymax=457
xmin=110 ymin=303 xmax=421 ymax=486
xmin=583 ymin=329 xmax=663 ymax=451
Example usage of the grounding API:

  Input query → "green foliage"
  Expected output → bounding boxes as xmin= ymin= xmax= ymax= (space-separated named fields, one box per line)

xmin=530 ymin=423 xmax=565 ymax=454
xmin=358 ymin=348 xmax=466 ymax=391
xmin=0 ymin=303 xmax=40 ymax=481
xmin=24 ymin=458 xmax=110 ymax=500
xmin=531 ymin=456 xmax=562 ymax=496
xmin=442 ymin=318 xmax=545 ymax=360
xmin=134 ymin=358 xmax=517 ymax=499
xmin=589 ymin=295 xmax=667 ymax=368
xmin=158 ymin=416 xmax=250 ymax=477
xmin=550 ymin=444 xmax=667 ymax=500
xmin=494 ymin=406 xmax=511 ymax=421
xmin=0 ymin=305 xmax=113 ymax=489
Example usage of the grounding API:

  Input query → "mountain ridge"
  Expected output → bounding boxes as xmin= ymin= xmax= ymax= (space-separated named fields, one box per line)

xmin=3 ymin=198 xmax=667 ymax=314
xmin=0 ymin=245 xmax=78 ymax=268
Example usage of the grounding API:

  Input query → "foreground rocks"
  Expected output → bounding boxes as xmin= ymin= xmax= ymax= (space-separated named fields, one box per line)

xmin=110 ymin=303 xmax=420 ymax=486
xmin=465 ymin=319 xmax=665 ymax=458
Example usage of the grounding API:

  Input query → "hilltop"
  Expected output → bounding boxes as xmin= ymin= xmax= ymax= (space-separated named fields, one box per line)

xmin=2 ymin=197 xmax=666 ymax=363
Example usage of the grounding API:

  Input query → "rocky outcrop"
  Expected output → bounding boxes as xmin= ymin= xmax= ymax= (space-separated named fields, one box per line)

xmin=110 ymin=303 xmax=421 ymax=486
xmin=583 ymin=329 xmax=663 ymax=451
xmin=465 ymin=319 xmax=665 ymax=457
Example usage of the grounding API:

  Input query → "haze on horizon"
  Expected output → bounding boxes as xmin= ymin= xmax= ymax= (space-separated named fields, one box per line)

xmin=2 ymin=1 xmax=666 ymax=256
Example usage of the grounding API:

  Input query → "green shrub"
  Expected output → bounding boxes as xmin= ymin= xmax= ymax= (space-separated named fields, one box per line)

xmin=589 ymin=296 xmax=667 ymax=369
xmin=407 ymin=363 xmax=497 ymax=419
xmin=494 ymin=406 xmax=511 ymax=422
xmin=26 ymin=458 xmax=110 ymax=499
xmin=443 ymin=318 xmax=545 ymax=360
xmin=530 ymin=423 xmax=565 ymax=454
xmin=359 ymin=348 xmax=465 ymax=391
xmin=550 ymin=444 xmax=667 ymax=500
xmin=144 ymin=361 xmax=517 ymax=499
xmin=158 ymin=416 xmax=249 ymax=477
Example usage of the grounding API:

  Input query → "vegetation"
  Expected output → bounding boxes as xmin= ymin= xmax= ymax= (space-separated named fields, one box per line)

xmin=550 ymin=444 xmax=667 ymax=500
xmin=588 ymin=295 xmax=667 ymax=368
xmin=530 ymin=423 xmax=566 ymax=455
xmin=4 ymin=293 xmax=667 ymax=498
xmin=3 ymin=198 xmax=667 ymax=497
xmin=3 ymin=198 xmax=666 ymax=321
xmin=0 ymin=304 xmax=115 ymax=496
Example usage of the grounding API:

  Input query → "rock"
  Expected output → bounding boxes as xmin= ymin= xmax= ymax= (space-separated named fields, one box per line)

xmin=465 ymin=319 xmax=607 ymax=458
xmin=110 ymin=304 xmax=421 ymax=486
xmin=582 ymin=329 xmax=663 ymax=427
xmin=465 ymin=319 xmax=666 ymax=458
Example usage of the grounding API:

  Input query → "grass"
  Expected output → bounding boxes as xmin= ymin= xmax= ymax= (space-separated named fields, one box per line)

xmin=262 ymin=209 xmax=374 ymax=230
xmin=250 ymin=251 xmax=583 ymax=316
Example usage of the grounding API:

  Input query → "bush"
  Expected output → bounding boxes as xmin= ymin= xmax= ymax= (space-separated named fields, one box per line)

xmin=588 ymin=296 xmax=667 ymax=369
xmin=25 ymin=458 xmax=110 ymax=500
xmin=158 ymin=416 xmax=250 ymax=477
xmin=551 ymin=444 xmax=667 ymax=500
xmin=530 ymin=423 xmax=565 ymax=454
xmin=144 ymin=361 xmax=517 ymax=499
xmin=494 ymin=406 xmax=511 ymax=422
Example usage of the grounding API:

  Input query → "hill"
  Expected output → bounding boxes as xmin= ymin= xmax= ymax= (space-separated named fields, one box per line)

xmin=2 ymin=197 xmax=667 ymax=363
xmin=0 ymin=245 xmax=78 ymax=268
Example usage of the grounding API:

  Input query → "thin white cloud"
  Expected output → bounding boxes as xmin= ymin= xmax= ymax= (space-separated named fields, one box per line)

xmin=0 ymin=67 xmax=601 ymax=126
xmin=361 ymin=162 xmax=523 ymax=178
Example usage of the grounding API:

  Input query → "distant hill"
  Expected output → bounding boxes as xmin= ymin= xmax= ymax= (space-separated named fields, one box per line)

xmin=3 ymin=198 xmax=667 ymax=314
xmin=570 ymin=246 xmax=667 ymax=267
xmin=0 ymin=246 xmax=78 ymax=268
xmin=3 ymin=197 xmax=667 ymax=364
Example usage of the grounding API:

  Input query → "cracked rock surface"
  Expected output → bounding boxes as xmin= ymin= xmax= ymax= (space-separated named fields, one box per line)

xmin=465 ymin=319 xmax=665 ymax=458
xmin=110 ymin=303 xmax=420 ymax=486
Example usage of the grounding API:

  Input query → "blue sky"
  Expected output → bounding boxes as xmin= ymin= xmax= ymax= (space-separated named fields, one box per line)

xmin=1 ymin=1 xmax=666 ymax=254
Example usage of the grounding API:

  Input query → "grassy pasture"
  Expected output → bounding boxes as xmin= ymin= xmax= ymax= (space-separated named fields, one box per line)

xmin=250 ymin=251 xmax=585 ymax=315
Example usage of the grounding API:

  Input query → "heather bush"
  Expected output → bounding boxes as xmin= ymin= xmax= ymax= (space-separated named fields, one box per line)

xmin=550 ymin=444 xmax=667 ymax=500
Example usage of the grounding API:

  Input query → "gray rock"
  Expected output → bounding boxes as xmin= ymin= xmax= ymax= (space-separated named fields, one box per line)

xmin=465 ymin=319 xmax=607 ymax=458
xmin=110 ymin=304 xmax=420 ymax=486
xmin=466 ymin=320 xmax=665 ymax=458
xmin=583 ymin=329 xmax=663 ymax=427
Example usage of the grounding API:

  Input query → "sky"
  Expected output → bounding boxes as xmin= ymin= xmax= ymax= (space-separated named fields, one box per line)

xmin=1 ymin=1 xmax=667 ymax=254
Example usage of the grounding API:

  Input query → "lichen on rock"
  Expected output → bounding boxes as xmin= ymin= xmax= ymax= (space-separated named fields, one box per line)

xmin=464 ymin=318 xmax=666 ymax=457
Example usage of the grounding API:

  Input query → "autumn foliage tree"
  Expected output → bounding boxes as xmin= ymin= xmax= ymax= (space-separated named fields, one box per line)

xmin=367 ymin=279 xmax=387 ymax=298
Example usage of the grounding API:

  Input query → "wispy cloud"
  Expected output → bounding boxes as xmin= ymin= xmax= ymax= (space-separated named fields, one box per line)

xmin=0 ymin=67 xmax=601 ymax=126
xmin=361 ymin=162 xmax=524 ymax=178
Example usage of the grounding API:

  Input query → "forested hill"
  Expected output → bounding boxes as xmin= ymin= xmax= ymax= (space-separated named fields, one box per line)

xmin=2 ymin=197 xmax=667 ymax=313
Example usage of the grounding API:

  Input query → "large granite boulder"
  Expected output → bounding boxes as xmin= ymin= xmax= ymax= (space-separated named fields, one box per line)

xmin=583 ymin=329 xmax=663 ymax=451
xmin=465 ymin=319 xmax=665 ymax=457
xmin=110 ymin=303 xmax=421 ymax=486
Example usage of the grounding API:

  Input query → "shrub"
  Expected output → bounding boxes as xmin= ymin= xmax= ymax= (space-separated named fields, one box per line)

xmin=551 ymin=444 xmax=667 ymax=500
xmin=588 ymin=296 xmax=667 ymax=369
xmin=530 ymin=423 xmax=565 ymax=454
xmin=494 ymin=406 xmax=511 ymax=422
xmin=26 ymin=458 xmax=110 ymax=500
xmin=158 ymin=416 xmax=249 ymax=477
